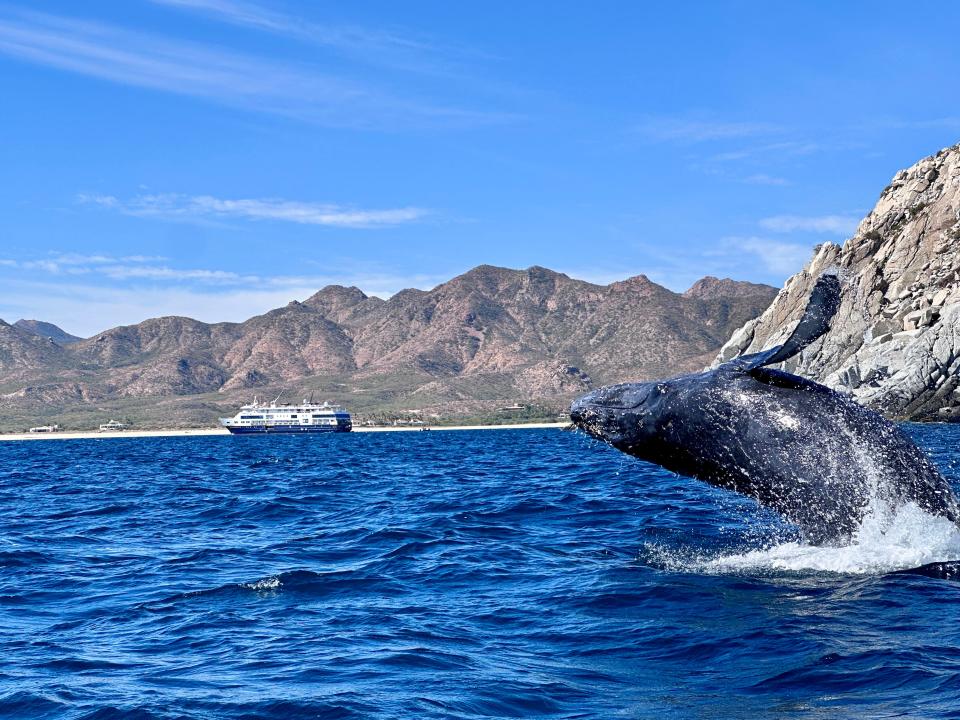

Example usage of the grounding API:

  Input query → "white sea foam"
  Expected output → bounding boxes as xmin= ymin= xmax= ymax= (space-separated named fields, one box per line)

xmin=696 ymin=501 xmax=960 ymax=575
xmin=243 ymin=576 xmax=281 ymax=591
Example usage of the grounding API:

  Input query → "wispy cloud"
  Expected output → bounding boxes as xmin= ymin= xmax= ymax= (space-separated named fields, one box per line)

xmin=0 ymin=281 xmax=324 ymax=336
xmin=723 ymin=237 xmax=814 ymax=275
xmin=9 ymin=253 xmax=166 ymax=275
xmin=78 ymin=193 xmax=427 ymax=228
xmin=0 ymin=253 xmax=449 ymax=291
xmin=0 ymin=9 xmax=503 ymax=128
xmin=863 ymin=116 xmax=960 ymax=133
xmin=632 ymin=117 xmax=824 ymax=185
xmin=2 ymin=253 xmax=240 ymax=282
xmin=100 ymin=266 xmax=251 ymax=282
xmin=31 ymin=253 xmax=166 ymax=266
xmin=151 ymin=0 xmax=345 ymax=37
xmin=0 ymin=258 xmax=451 ymax=334
xmin=708 ymin=140 xmax=821 ymax=164
xmin=743 ymin=173 xmax=790 ymax=186
xmin=759 ymin=214 xmax=860 ymax=235
xmin=148 ymin=0 xmax=438 ymax=65
xmin=633 ymin=116 xmax=781 ymax=144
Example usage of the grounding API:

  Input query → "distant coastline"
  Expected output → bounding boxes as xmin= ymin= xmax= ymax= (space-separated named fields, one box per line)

xmin=0 ymin=265 xmax=777 ymax=434
xmin=0 ymin=422 xmax=569 ymax=442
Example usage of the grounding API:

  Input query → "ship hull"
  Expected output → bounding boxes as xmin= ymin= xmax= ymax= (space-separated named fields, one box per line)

xmin=224 ymin=424 xmax=351 ymax=434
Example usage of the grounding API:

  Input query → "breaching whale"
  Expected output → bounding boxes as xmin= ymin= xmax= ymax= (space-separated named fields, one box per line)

xmin=570 ymin=274 xmax=960 ymax=544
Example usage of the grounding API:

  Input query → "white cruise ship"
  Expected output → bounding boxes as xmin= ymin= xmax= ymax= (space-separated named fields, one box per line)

xmin=219 ymin=397 xmax=352 ymax=434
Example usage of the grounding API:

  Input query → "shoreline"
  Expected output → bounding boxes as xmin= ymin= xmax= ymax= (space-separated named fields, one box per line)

xmin=0 ymin=422 xmax=569 ymax=442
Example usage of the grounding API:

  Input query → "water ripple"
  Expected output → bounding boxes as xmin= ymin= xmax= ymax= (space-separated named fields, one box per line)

xmin=1 ymin=425 xmax=959 ymax=718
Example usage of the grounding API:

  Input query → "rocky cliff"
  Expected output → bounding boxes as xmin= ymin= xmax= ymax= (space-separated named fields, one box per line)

xmin=715 ymin=143 xmax=960 ymax=421
xmin=0 ymin=265 xmax=776 ymax=429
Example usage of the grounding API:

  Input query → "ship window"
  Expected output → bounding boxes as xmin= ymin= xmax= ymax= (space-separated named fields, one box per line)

xmin=240 ymin=415 xmax=263 ymax=419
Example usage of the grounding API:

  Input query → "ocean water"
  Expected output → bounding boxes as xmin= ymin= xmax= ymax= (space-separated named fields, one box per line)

xmin=2 ymin=426 xmax=960 ymax=719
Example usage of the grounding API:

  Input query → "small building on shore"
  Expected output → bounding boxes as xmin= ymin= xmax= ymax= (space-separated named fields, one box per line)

xmin=28 ymin=424 xmax=61 ymax=433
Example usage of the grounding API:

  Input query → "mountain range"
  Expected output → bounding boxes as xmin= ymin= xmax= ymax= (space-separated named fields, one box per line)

xmin=0 ymin=265 xmax=776 ymax=430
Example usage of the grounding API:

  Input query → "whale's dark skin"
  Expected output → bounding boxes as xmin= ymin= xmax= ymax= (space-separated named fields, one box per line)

xmin=570 ymin=275 xmax=960 ymax=544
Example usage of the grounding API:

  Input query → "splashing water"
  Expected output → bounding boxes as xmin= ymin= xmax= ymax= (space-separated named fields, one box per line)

xmin=689 ymin=501 xmax=960 ymax=575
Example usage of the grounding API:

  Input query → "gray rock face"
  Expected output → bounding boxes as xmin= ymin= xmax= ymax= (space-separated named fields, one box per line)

xmin=714 ymin=143 xmax=960 ymax=421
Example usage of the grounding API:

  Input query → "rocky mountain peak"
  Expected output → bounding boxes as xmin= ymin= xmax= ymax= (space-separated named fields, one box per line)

xmin=607 ymin=274 xmax=667 ymax=297
xmin=524 ymin=265 xmax=569 ymax=281
xmin=304 ymin=285 xmax=369 ymax=310
xmin=14 ymin=319 xmax=83 ymax=345
xmin=714 ymin=141 xmax=960 ymax=420
xmin=444 ymin=264 xmax=521 ymax=293
xmin=684 ymin=276 xmax=775 ymax=300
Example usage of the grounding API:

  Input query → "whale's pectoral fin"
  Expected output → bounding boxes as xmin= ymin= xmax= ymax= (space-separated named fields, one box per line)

xmin=732 ymin=273 xmax=842 ymax=372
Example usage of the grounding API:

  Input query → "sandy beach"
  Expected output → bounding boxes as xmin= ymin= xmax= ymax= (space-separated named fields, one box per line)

xmin=0 ymin=422 xmax=569 ymax=442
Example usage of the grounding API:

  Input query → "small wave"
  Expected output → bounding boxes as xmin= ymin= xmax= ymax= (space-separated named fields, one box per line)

xmin=0 ymin=549 xmax=50 ymax=568
xmin=241 ymin=576 xmax=281 ymax=592
xmin=146 ymin=569 xmax=407 ymax=608
xmin=248 ymin=457 xmax=294 ymax=469
xmin=166 ymin=546 xmax=249 ymax=565
xmin=47 ymin=503 xmax=134 ymax=520
xmin=658 ymin=502 xmax=960 ymax=575
xmin=0 ymin=692 xmax=67 ymax=716
xmin=34 ymin=657 xmax=138 ymax=672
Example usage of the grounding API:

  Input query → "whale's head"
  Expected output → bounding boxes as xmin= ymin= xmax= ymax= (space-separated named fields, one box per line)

xmin=570 ymin=380 xmax=673 ymax=453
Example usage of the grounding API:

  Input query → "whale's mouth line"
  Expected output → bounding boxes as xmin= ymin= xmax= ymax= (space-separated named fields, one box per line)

xmin=568 ymin=417 xmax=623 ymax=444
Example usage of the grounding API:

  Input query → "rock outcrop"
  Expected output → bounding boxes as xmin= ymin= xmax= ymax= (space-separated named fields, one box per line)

xmin=714 ymin=143 xmax=960 ymax=421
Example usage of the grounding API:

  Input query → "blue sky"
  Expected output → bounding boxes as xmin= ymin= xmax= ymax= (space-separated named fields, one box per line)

xmin=2 ymin=1 xmax=960 ymax=336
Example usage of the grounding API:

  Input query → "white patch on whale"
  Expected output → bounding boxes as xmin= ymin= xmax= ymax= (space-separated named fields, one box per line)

xmin=772 ymin=411 xmax=799 ymax=430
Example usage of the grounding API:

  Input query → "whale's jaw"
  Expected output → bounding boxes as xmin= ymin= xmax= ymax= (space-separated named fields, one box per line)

xmin=568 ymin=395 xmax=593 ymax=433
xmin=569 ymin=383 xmax=662 ymax=451
xmin=570 ymin=391 xmax=627 ymax=445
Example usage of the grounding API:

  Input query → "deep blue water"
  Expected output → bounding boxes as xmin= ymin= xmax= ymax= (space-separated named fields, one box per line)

xmin=2 ymin=426 xmax=960 ymax=719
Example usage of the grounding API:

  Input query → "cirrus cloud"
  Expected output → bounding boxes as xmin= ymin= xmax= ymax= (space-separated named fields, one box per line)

xmin=78 ymin=193 xmax=428 ymax=228
xmin=0 ymin=9 xmax=508 ymax=130
xmin=0 ymin=255 xmax=453 ymax=335
xmin=758 ymin=214 xmax=860 ymax=236
xmin=633 ymin=116 xmax=782 ymax=144
xmin=725 ymin=236 xmax=816 ymax=275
